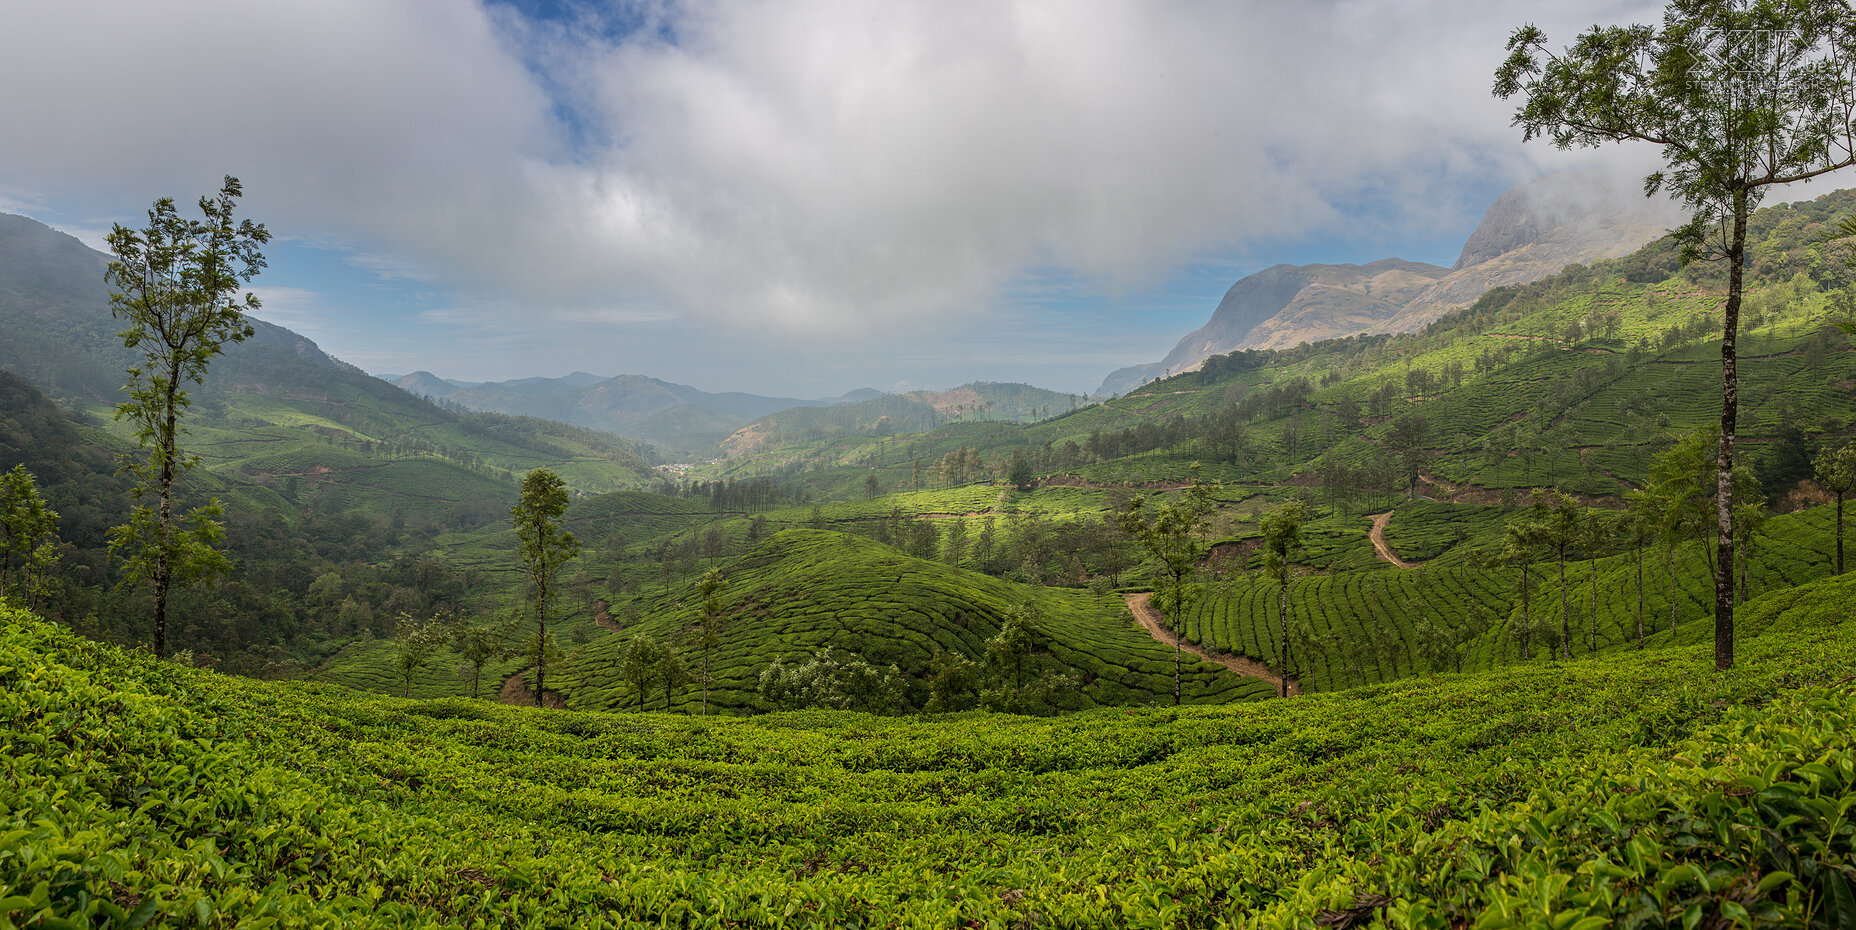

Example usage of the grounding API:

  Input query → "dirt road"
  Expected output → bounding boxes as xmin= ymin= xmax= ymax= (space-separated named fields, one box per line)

xmin=1124 ymin=592 xmax=1301 ymax=696
xmin=1367 ymin=512 xmax=1418 ymax=569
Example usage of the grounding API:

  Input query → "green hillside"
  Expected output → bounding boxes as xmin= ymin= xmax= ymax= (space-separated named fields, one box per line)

xmin=6 ymin=577 xmax=1856 ymax=926
xmin=552 ymin=528 xmax=1271 ymax=713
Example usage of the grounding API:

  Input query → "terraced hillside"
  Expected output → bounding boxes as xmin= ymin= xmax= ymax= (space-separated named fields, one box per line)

xmin=553 ymin=529 xmax=1273 ymax=713
xmin=7 ymin=575 xmax=1856 ymax=926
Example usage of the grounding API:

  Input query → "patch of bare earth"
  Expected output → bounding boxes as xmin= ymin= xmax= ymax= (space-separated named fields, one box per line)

xmin=498 ymin=670 xmax=565 ymax=708
xmin=1124 ymin=592 xmax=1301 ymax=696
xmin=1367 ymin=512 xmax=1418 ymax=569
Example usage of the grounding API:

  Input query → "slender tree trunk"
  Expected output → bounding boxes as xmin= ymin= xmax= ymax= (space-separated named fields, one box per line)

xmin=153 ymin=363 xmax=182 ymax=659
xmin=1838 ymin=492 xmax=1846 ymax=575
xmin=1714 ymin=187 xmax=1746 ymax=672
xmin=1668 ymin=543 xmax=1677 ymax=639
xmin=1588 ymin=563 xmax=1598 ymax=654
xmin=1558 ymin=551 xmax=1569 ymax=660
xmin=1635 ymin=540 xmax=1645 ymax=648
xmin=534 ymin=587 xmax=547 ymax=706
xmin=1277 ymin=569 xmax=1290 ymax=699
xmin=702 ymin=649 xmax=710 ymax=716
xmin=1519 ymin=567 xmax=1532 ymax=661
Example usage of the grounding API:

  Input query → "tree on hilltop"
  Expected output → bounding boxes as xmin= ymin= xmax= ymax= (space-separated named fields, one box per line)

xmin=512 ymin=468 xmax=578 ymax=705
xmin=105 ymin=176 xmax=268 ymax=658
xmin=1497 ymin=1 xmax=1856 ymax=670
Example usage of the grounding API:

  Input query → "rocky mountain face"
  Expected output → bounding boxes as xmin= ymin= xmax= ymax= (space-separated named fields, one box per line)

xmin=1096 ymin=172 xmax=1684 ymax=396
xmin=1368 ymin=171 xmax=1682 ymax=335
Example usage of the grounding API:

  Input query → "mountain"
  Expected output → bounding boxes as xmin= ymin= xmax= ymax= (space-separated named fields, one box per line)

xmin=721 ymin=381 xmax=1082 ymax=456
xmin=1096 ymin=172 xmax=1684 ymax=396
xmin=396 ymin=370 xmax=842 ymax=458
xmin=0 ymin=211 xmax=657 ymax=500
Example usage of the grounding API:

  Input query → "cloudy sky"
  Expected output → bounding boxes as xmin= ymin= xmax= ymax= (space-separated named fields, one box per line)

xmin=0 ymin=0 xmax=1677 ymax=397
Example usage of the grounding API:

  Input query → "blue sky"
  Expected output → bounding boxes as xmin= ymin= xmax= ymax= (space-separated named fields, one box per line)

xmin=0 ymin=0 xmax=1667 ymax=397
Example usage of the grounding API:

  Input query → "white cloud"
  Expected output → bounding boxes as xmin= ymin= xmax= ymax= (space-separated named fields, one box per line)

xmin=246 ymin=286 xmax=332 ymax=333
xmin=0 ymin=0 xmax=1692 ymax=378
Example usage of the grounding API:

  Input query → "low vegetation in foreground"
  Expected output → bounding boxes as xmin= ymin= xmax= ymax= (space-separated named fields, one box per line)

xmin=5 ymin=573 xmax=1856 ymax=928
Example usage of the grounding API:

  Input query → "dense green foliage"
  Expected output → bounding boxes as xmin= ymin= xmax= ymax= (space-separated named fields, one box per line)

xmin=555 ymin=529 xmax=1270 ymax=714
xmin=5 ymin=577 xmax=1856 ymax=926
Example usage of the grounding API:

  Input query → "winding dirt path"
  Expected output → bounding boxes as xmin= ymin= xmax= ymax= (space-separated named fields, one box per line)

xmin=1124 ymin=593 xmax=1301 ymax=696
xmin=1367 ymin=512 xmax=1418 ymax=569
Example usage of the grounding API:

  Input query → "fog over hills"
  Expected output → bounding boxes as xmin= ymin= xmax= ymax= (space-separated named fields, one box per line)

xmin=1096 ymin=172 xmax=1684 ymax=396
xmin=391 ymin=371 xmax=852 ymax=459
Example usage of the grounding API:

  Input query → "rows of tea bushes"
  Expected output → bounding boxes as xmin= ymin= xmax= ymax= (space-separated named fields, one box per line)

xmin=554 ymin=529 xmax=1269 ymax=713
xmin=1378 ymin=500 xmax=1509 ymax=564
xmin=5 ymin=573 xmax=1856 ymax=926
xmin=1183 ymin=560 xmax=1513 ymax=691
xmin=1180 ymin=501 xmax=1845 ymax=693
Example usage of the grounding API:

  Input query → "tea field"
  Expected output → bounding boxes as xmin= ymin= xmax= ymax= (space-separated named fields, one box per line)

xmin=554 ymin=529 xmax=1271 ymax=712
xmin=6 ymin=571 xmax=1856 ymax=927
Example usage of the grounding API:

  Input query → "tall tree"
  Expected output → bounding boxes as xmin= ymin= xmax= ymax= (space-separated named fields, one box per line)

xmin=985 ymin=601 xmax=1040 ymax=709
xmin=1385 ymin=413 xmax=1430 ymax=501
xmin=1646 ymin=429 xmax=1722 ymax=638
xmin=1497 ymin=2 xmax=1856 ymax=670
xmin=694 ymin=567 xmax=726 ymax=715
xmin=1817 ymin=440 xmax=1856 ymax=573
xmin=454 ymin=621 xmax=502 ymax=700
xmin=1620 ymin=502 xmax=1661 ymax=648
xmin=391 ymin=613 xmax=450 ymax=699
xmin=1537 ymin=491 xmax=1584 ymax=660
xmin=1007 ymin=450 xmax=1036 ymax=491
xmin=623 ymin=636 xmax=666 ymax=711
xmin=1501 ymin=494 xmax=1551 ymax=660
xmin=1260 ymin=500 xmax=1306 ymax=697
xmin=1577 ymin=510 xmax=1616 ymax=653
xmin=105 ymin=176 xmax=268 ymax=657
xmin=1118 ymin=466 xmax=1216 ymax=705
xmin=0 ymin=465 xmax=60 ymax=611
xmin=512 ymin=468 xmax=579 ymax=705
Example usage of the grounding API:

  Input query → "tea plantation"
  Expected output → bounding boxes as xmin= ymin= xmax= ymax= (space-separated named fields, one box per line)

xmin=6 ymin=571 xmax=1856 ymax=927
xmin=554 ymin=529 xmax=1271 ymax=712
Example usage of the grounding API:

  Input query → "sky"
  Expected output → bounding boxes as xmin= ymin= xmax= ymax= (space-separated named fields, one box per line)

xmin=0 ymin=0 xmax=1691 ymax=397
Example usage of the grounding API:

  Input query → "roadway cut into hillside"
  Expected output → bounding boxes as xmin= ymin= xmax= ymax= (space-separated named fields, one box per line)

xmin=1367 ymin=511 xmax=1419 ymax=569
xmin=1125 ymin=592 xmax=1300 ymax=696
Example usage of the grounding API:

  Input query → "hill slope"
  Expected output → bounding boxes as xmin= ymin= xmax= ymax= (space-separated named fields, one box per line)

xmin=552 ymin=528 xmax=1270 ymax=712
xmin=396 ymin=370 xmax=842 ymax=457
xmin=6 ymin=576 xmax=1856 ymax=926
xmin=1097 ymin=172 xmax=1683 ymax=396
xmin=722 ymin=382 xmax=1080 ymax=456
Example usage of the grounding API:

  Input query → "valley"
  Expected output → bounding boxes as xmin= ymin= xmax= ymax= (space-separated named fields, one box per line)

xmin=4 ymin=177 xmax=1856 ymax=925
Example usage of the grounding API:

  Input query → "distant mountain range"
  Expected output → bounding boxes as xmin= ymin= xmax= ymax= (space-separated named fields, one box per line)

xmin=387 ymin=370 xmax=865 ymax=457
xmin=720 ymin=382 xmax=1084 ymax=457
xmin=0 ymin=212 xmax=660 ymax=500
xmin=1096 ymin=172 xmax=1684 ymax=396
xmin=392 ymin=370 xmax=1076 ymax=459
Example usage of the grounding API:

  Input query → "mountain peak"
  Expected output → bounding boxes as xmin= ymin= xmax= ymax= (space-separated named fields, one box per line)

xmin=1096 ymin=171 xmax=1684 ymax=396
